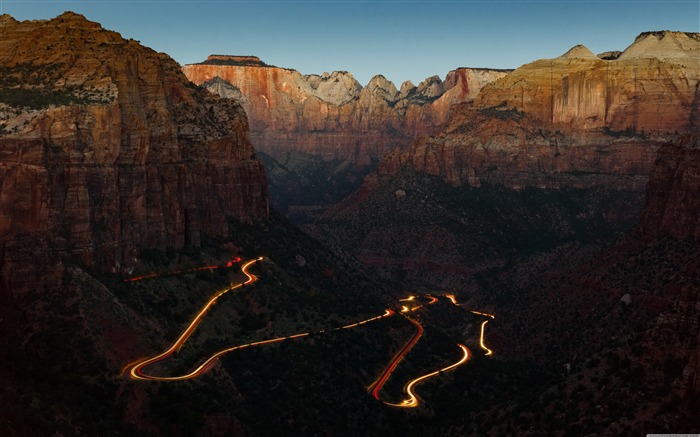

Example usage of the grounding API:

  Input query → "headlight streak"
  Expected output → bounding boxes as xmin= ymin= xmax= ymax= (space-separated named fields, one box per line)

xmin=366 ymin=293 xmax=497 ymax=407
xmin=126 ymin=262 xmax=394 ymax=381
xmin=369 ymin=314 xmax=423 ymax=401
xmin=383 ymin=344 xmax=470 ymax=408
xmin=127 ymin=258 xmax=262 ymax=380
xmin=125 ymin=269 xmax=495 ymax=409
xmin=479 ymin=320 xmax=493 ymax=356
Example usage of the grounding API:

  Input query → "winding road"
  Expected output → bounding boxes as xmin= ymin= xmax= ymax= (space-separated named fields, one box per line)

xmin=369 ymin=314 xmax=424 ymax=401
xmin=123 ymin=260 xmax=495 ymax=408
xmin=384 ymin=344 xmax=470 ymax=408
xmin=125 ymin=257 xmax=263 ymax=380
xmin=125 ymin=257 xmax=394 ymax=381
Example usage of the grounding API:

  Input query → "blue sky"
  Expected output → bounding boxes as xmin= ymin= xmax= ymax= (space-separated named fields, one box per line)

xmin=1 ymin=1 xmax=698 ymax=86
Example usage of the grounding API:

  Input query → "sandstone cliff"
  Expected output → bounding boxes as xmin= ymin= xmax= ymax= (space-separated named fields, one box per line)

xmin=0 ymin=13 xmax=269 ymax=294
xmin=377 ymin=32 xmax=700 ymax=190
xmin=640 ymin=134 xmax=700 ymax=239
xmin=182 ymin=56 xmax=510 ymax=165
xmin=476 ymin=31 xmax=700 ymax=133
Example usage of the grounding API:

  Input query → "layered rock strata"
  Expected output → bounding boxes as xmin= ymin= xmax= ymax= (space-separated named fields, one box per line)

xmin=182 ymin=56 xmax=510 ymax=165
xmin=476 ymin=32 xmax=700 ymax=133
xmin=0 ymin=13 xmax=269 ymax=294
xmin=378 ymin=31 xmax=700 ymax=190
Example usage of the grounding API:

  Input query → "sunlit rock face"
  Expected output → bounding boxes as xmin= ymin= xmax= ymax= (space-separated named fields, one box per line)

xmin=376 ymin=32 xmax=700 ymax=191
xmin=182 ymin=56 xmax=510 ymax=165
xmin=476 ymin=31 xmax=700 ymax=133
xmin=0 ymin=13 xmax=269 ymax=294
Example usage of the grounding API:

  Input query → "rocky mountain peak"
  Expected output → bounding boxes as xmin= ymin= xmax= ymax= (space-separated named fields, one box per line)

xmin=410 ymin=75 xmax=445 ymax=103
xmin=399 ymin=80 xmax=416 ymax=99
xmin=619 ymin=30 xmax=700 ymax=64
xmin=306 ymin=70 xmax=362 ymax=105
xmin=476 ymin=30 xmax=699 ymax=134
xmin=558 ymin=44 xmax=598 ymax=60
xmin=365 ymin=74 xmax=399 ymax=102
xmin=52 ymin=11 xmax=104 ymax=29
xmin=0 ymin=14 xmax=19 ymax=25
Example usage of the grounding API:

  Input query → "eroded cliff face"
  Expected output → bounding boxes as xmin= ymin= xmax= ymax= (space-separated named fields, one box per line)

xmin=477 ymin=32 xmax=700 ymax=132
xmin=0 ymin=13 xmax=268 ymax=294
xmin=641 ymin=135 xmax=700 ymax=239
xmin=637 ymin=133 xmax=700 ymax=399
xmin=182 ymin=56 xmax=510 ymax=165
xmin=378 ymin=109 xmax=658 ymax=190
xmin=378 ymin=32 xmax=700 ymax=191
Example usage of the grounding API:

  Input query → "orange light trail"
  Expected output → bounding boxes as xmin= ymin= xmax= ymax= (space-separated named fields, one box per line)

xmin=125 ymin=266 xmax=492 ymax=406
xmin=370 ymin=315 xmax=423 ymax=401
xmin=479 ymin=320 xmax=493 ymax=356
xmin=127 ymin=257 xmax=263 ymax=380
xmin=127 ymin=299 xmax=394 ymax=380
xmin=123 ymin=256 xmax=241 ymax=282
xmin=384 ymin=344 xmax=471 ymax=408
xmin=470 ymin=310 xmax=495 ymax=319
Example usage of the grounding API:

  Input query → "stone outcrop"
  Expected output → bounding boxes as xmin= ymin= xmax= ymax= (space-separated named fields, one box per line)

xmin=182 ymin=56 xmax=510 ymax=165
xmin=476 ymin=31 xmax=700 ymax=133
xmin=377 ymin=32 xmax=700 ymax=191
xmin=378 ymin=109 xmax=658 ymax=190
xmin=0 ymin=13 xmax=268 ymax=294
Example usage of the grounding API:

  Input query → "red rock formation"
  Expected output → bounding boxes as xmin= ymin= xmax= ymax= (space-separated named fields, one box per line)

xmin=378 ymin=109 xmax=658 ymax=190
xmin=378 ymin=32 xmax=700 ymax=190
xmin=182 ymin=56 xmax=509 ymax=165
xmin=476 ymin=32 xmax=700 ymax=133
xmin=0 ymin=13 xmax=268 ymax=294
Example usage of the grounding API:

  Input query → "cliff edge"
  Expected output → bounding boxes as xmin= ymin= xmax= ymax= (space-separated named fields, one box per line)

xmin=0 ymin=12 xmax=269 ymax=294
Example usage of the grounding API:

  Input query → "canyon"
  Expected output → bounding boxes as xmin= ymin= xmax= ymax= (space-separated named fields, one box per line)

xmin=307 ymin=30 xmax=700 ymax=292
xmin=0 ymin=10 xmax=699 ymax=436
xmin=183 ymin=56 xmax=510 ymax=219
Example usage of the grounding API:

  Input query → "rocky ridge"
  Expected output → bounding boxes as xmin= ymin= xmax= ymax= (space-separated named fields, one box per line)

xmin=376 ymin=31 xmax=700 ymax=190
xmin=476 ymin=30 xmax=700 ymax=132
xmin=0 ymin=13 xmax=269 ymax=294
xmin=182 ymin=55 xmax=510 ymax=165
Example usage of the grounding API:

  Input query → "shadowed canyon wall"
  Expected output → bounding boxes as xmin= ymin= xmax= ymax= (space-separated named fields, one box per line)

xmin=0 ymin=13 xmax=269 ymax=294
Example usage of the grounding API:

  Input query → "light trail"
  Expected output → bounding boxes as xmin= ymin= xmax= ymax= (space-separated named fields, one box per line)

xmin=399 ymin=294 xmax=439 ymax=313
xmin=123 ymin=257 xmax=242 ymax=282
xmin=125 ymin=264 xmax=492 ymax=406
xmin=127 ymin=301 xmax=394 ymax=380
xmin=471 ymin=310 xmax=495 ymax=319
xmin=479 ymin=320 xmax=493 ymax=356
xmin=384 ymin=344 xmax=471 ymax=408
xmin=369 ymin=315 xmax=423 ymax=400
xmin=126 ymin=257 xmax=263 ymax=380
